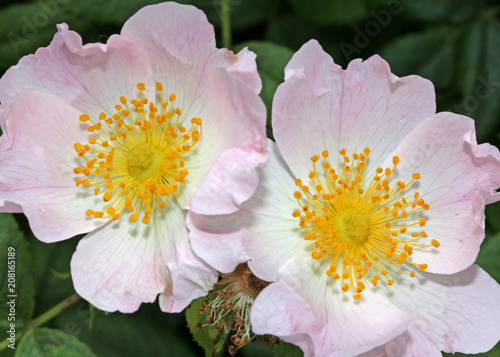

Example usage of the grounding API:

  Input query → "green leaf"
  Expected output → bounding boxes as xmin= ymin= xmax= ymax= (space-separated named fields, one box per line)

xmin=173 ymin=0 xmax=280 ymax=33
xmin=48 ymin=302 xmax=201 ymax=356
xmin=274 ymin=341 xmax=304 ymax=357
xmin=0 ymin=2 xmax=68 ymax=73
xmin=49 ymin=268 xmax=71 ymax=280
xmin=456 ymin=17 xmax=500 ymax=142
xmin=380 ymin=13 xmax=500 ymax=143
xmin=239 ymin=337 xmax=274 ymax=357
xmin=476 ymin=231 xmax=500 ymax=283
xmin=380 ymin=25 xmax=457 ymax=89
xmin=15 ymin=328 xmax=97 ymax=357
xmin=186 ymin=296 xmax=225 ymax=357
xmin=0 ymin=214 xmax=35 ymax=331
xmin=400 ymin=0 xmax=484 ymax=24
xmin=288 ymin=0 xmax=369 ymax=26
xmin=486 ymin=202 xmax=500 ymax=234
xmin=234 ymin=41 xmax=294 ymax=135
xmin=264 ymin=15 xmax=350 ymax=67
xmin=66 ymin=0 xmax=163 ymax=25
xmin=27 ymin=232 xmax=78 ymax=315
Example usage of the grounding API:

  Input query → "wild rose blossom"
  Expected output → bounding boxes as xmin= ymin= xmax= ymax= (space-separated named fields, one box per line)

xmin=0 ymin=2 xmax=267 ymax=313
xmin=189 ymin=40 xmax=500 ymax=356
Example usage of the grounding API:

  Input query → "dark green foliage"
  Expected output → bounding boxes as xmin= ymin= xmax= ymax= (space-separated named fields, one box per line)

xmin=0 ymin=0 xmax=499 ymax=356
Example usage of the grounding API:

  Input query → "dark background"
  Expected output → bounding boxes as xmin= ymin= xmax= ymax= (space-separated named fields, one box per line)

xmin=0 ymin=0 xmax=499 ymax=356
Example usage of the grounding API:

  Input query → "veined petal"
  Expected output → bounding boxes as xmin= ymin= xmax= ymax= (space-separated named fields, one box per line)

xmin=273 ymin=40 xmax=436 ymax=181
xmin=0 ymin=92 xmax=107 ymax=242
xmin=0 ymin=23 xmax=153 ymax=128
xmin=179 ymin=68 xmax=267 ymax=211
xmin=71 ymin=199 xmax=217 ymax=313
xmin=373 ymin=265 xmax=500 ymax=356
xmin=356 ymin=325 xmax=441 ymax=357
xmin=216 ymin=47 xmax=262 ymax=94
xmin=385 ymin=112 xmax=500 ymax=274
xmin=187 ymin=210 xmax=250 ymax=274
xmin=252 ymin=252 xmax=411 ymax=357
xmin=121 ymin=2 xmax=261 ymax=113
xmin=189 ymin=140 xmax=305 ymax=280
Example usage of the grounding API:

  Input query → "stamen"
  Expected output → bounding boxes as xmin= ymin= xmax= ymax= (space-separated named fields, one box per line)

xmin=73 ymin=82 xmax=202 ymax=224
xmin=197 ymin=265 xmax=276 ymax=354
xmin=292 ymin=148 xmax=439 ymax=300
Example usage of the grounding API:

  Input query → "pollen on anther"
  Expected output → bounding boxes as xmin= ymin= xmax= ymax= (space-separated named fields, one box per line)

xmin=431 ymin=239 xmax=440 ymax=248
xmin=79 ymin=114 xmax=90 ymax=122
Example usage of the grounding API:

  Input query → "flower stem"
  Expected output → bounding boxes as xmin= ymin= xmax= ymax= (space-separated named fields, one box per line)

xmin=221 ymin=0 xmax=232 ymax=49
xmin=0 ymin=293 xmax=81 ymax=351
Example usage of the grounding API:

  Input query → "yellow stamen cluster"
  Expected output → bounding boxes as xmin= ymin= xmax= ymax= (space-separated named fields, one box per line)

xmin=293 ymin=148 xmax=439 ymax=300
xmin=73 ymin=82 xmax=202 ymax=224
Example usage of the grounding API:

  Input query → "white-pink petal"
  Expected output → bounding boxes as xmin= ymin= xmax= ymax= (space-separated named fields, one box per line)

xmin=252 ymin=252 xmax=411 ymax=357
xmin=188 ymin=140 xmax=306 ymax=281
xmin=71 ymin=199 xmax=218 ymax=313
xmin=376 ymin=265 xmax=500 ymax=355
xmin=187 ymin=210 xmax=250 ymax=274
xmin=385 ymin=112 xmax=500 ymax=274
xmin=0 ymin=92 xmax=107 ymax=242
xmin=0 ymin=24 xmax=153 ymax=126
xmin=273 ymin=40 xmax=436 ymax=181
xmin=178 ymin=67 xmax=267 ymax=210
xmin=121 ymin=2 xmax=261 ymax=110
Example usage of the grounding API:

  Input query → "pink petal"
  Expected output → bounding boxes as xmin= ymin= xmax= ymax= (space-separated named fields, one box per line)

xmin=179 ymin=68 xmax=267 ymax=212
xmin=188 ymin=141 xmax=306 ymax=280
xmin=121 ymin=3 xmax=261 ymax=103
xmin=220 ymin=47 xmax=262 ymax=94
xmin=121 ymin=3 xmax=266 ymax=212
xmin=0 ymin=92 xmax=107 ymax=242
xmin=251 ymin=252 xmax=411 ymax=357
xmin=251 ymin=280 xmax=319 ymax=356
xmin=385 ymin=113 xmax=500 ymax=274
xmin=187 ymin=147 xmax=267 ymax=215
xmin=0 ymin=23 xmax=153 ymax=127
xmin=243 ymin=141 xmax=309 ymax=282
xmin=373 ymin=265 xmax=500 ymax=355
xmin=357 ymin=326 xmax=441 ymax=357
xmin=71 ymin=200 xmax=218 ymax=313
xmin=187 ymin=210 xmax=250 ymax=274
xmin=121 ymin=2 xmax=215 ymax=77
xmin=273 ymin=40 xmax=436 ymax=181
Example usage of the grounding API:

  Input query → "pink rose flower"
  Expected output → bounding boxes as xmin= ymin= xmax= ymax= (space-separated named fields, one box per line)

xmin=0 ymin=2 xmax=267 ymax=313
xmin=189 ymin=40 xmax=500 ymax=356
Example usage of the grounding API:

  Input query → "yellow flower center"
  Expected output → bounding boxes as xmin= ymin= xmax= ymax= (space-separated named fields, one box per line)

xmin=336 ymin=208 xmax=370 ymax=245
xmin=292 ymin=148 xmax=440 ymax=300
xmin=73 ymin=82 xmax=202 ymax=224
